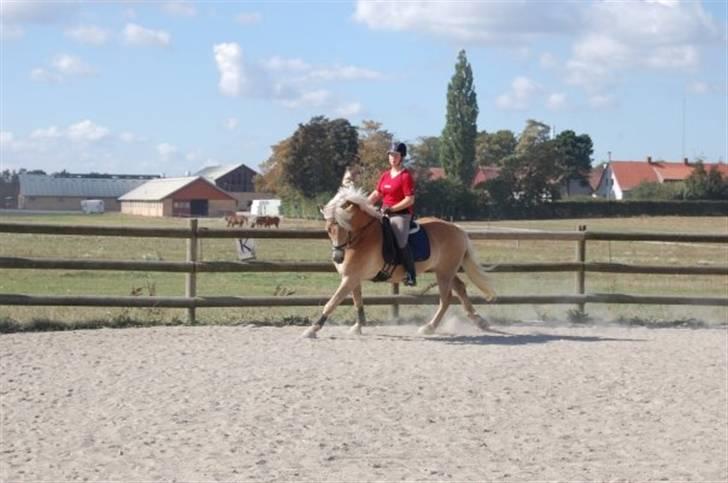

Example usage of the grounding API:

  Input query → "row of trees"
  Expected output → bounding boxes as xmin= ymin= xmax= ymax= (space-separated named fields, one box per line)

xmin=257 ymin=50 xmax=598 ymax=215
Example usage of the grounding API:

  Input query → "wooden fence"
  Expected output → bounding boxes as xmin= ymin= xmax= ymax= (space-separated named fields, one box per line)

xmin=0 ymin=220 xmax=727 ymax=324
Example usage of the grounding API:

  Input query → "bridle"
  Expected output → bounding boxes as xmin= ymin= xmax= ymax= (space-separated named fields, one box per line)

xmin=330 ymin=217 xmax=378 ymax=251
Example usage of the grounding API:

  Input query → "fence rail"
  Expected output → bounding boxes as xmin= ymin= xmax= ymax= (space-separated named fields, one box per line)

xmin=1 ymin=220 xmax=727 ymax=323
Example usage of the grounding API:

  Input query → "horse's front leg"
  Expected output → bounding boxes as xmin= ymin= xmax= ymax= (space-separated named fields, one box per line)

xmin=349 ymin=284 xmax=365 ymax=335
xmin=302 ymin=277 xmax=356 ymax=338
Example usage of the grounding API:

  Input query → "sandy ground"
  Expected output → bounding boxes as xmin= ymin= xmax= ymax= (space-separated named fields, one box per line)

xmin=2 ymin=321 xmax=727 ymax=482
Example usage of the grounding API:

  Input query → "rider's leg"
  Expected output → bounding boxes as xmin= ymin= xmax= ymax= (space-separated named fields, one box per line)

xmin=390 ymin=214 xmax=416 ymax=287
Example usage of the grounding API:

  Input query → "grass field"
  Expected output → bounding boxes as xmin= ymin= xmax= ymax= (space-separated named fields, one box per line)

xmin=1 ymin=212 xmax=726 ymax=330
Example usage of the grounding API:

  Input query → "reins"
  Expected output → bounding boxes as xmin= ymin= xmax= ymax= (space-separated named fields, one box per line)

xmin=332 ymin=217 xmax=378 ymax=250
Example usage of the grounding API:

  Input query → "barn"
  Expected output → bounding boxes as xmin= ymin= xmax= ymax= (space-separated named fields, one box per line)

xmin=195 ymin=163 xmax=276 ymax=210
xmin=18 ymin=174 xmax=149 ymax=211
xmin=119 ymin=176 xmax=237 ymax=217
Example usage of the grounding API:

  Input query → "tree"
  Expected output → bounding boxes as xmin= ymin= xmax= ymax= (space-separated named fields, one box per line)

xmin=705 ymin=166 xmax=727 ymax=199
xmin=553 ymin=130 xmax=593 ymax=195
xmin=684 ymin=162 xmax=709 ymax=199
xmin=476 ymin=130 xmax=516 ymax=166
xmin=354 ymin=120 xmax=393 ymax=190
xmin=281 ymin=116 xmax=358 ymax=198
xmin=440 ymin=49 xmax=478 ymax=186
xmin=409 ymin=136 xmax=441 ymax=168
xmin=256 ymin=137 xmax=292 ymax=194
xmin=516 ymin=119 xmax=550 ymax=155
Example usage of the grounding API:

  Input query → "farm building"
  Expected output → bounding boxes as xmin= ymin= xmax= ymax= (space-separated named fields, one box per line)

xmin=595 ymin=157 xmax=728 ymax=200
xmin=195 ymin=163 xmax=276 ymax=210
xmin=119 ymin=176 xmax=237 ymax=217
xmin=17 ymin=174 xmax=149 ymax=211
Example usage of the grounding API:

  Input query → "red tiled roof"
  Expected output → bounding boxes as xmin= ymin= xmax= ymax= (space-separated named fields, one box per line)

xmin=589 ymin=165 xmax=605 ymax=191
xmin=610 ymin=160 xmax=728 ymax=191
xmin=426 ymin=166 xmax=501 ymax=187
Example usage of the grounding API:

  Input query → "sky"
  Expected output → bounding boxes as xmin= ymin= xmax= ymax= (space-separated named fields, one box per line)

xmin=1 ymin=0 xmax=726 ymax=177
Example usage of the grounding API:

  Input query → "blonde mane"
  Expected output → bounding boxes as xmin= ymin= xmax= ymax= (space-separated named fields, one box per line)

xmin=322 ymin=186 xmax=381 ymax=229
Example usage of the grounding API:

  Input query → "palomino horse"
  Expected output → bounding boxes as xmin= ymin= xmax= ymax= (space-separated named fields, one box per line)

xmin=302 ymin=187 xmax=496 ymax=338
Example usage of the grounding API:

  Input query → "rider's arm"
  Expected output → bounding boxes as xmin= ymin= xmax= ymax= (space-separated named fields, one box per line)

xmin=368 ymin=190 xmax=381 ymax=205
xmin=388 ymin=195 xmax=415 ymax=212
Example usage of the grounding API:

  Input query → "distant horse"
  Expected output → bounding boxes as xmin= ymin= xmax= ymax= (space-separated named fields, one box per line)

xmin=252 ymin=215 xmax=280 ymax=228
xmin=302 ymin=187 xmax=496 ymax=338
xmin=225 ymin=213 xmax=247 ymax=227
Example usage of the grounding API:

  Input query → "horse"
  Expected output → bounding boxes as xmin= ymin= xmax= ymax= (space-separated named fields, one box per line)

xmin=301 ymin=186 xmax=496 ymax=338
xmin=225 ymin=213 xmax=247 ymax=227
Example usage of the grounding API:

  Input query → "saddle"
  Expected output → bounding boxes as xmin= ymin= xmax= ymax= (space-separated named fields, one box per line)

xmin=371 ymin=217 xmax=431 ymax=282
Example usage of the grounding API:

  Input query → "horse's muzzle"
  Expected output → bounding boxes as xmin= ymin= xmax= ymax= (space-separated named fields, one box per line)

xmin=332 ymin=248 xmax=345 ymax=264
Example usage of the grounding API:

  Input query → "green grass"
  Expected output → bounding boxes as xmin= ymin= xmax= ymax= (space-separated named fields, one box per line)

xmin=0 ymin=212 xmax=726 ymax=331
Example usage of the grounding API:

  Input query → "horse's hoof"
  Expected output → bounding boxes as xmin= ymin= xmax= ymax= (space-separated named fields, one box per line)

xmin=349 ymin=324 xmax=362 ymax=335
xmin=475 ymin=316 xmax=490 ymax=331
xmin=301 ymin=326 xmax=319 ymax=339
xmin=418 ymin=324 xmax=435 ymax=335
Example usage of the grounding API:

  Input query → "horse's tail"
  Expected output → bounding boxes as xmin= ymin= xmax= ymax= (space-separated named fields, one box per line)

xmin=462 ymin=238 xmax=496 ymax=301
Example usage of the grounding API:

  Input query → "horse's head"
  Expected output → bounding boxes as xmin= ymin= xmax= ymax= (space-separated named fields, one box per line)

xmin=321 ymin=187 xmax=380 ymax=263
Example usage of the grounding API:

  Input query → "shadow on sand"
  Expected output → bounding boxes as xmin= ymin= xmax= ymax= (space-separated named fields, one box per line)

xmin=370 ymin=328 xmax=645 ymax=346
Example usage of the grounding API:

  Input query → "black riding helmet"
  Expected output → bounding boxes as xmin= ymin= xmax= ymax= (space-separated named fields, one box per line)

xmin=387 ymin=141 xmax=407 ymax=158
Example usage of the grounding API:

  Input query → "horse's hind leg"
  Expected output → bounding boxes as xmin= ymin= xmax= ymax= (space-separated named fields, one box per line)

xmin=451 ymin=275 xmax=489 ymax=331
xmin=349 ymin=284 xmax=365 ymax=335
xmin=418 ymin=273 xmax=454 ymax=335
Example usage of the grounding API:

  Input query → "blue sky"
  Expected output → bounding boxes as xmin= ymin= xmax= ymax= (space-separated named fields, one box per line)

xmin=1 ymin=0 xmax=726 ymax=177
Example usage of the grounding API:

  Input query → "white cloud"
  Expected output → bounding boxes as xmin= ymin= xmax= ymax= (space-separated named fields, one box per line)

xmin=307 ymin=65 xmax=384 ymax=81
xmin=157 ymin=143 xmax=178 ymax=161
xmin=31 ymin=54 xmax=95 ymax=83
xmin=31 ymin=126 xmax=62 ymax=139
xmin=224 ymin=118 xmax=239 ymax=130
xmin=30 ymin=68 xmax=62 ymax=83
xmin=123 ymin=23 xmax=171 ymax=47
xmin=334 ymin=102 xmax=363 ymax=118
xmin=588 ymin=94 xmax=616 ymax=109
xmin=119 ymin=131 xmax=143 ymax=143
xmin=162 ymin=1 xmax=197 ymax=17
xmin=67 ymin=120 xmax=110 ymax=143
xmin=52 ymin=54 xmax=94 ymax=76
xmin=546 ymin=93 xmax=566 ymax=111
xmin=65 ymin=25 xmax=109 ymax=45
xmin=0 ymin=131 xmax=15 ymax=146
xmin=263 ymin=56 xmax=311 ymax=72
xmin=539 ymin=52 xmax=558 ymax=69
xmin=353 ymin=1 xmax=584 ymax=45
xmin=496 ymin=76 xmax=541 ymax=110
xmin=0 ymin=2 xmax=78 ymax=25
xmin=213 ymin=43 xmax=244 ymax=97
xmin=236 ymin=12 xmax=262 ymax=25
xmin=278 ymin=89 xmax=331 ymax=109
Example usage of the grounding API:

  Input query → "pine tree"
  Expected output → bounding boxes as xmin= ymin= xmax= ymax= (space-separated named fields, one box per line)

xmin=441 ymin=50 xmax=478 ymax=186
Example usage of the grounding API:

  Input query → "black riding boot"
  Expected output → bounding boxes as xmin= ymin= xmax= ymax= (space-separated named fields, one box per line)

xmin=400 ymin=245 xmax=417 ymax=287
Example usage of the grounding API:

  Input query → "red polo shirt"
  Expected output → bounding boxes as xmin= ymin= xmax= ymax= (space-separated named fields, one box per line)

xmin=377 ymin=169 xmax=414 ymax=214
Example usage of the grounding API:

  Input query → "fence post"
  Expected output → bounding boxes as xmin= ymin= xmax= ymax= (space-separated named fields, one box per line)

xmin=186 ymin=218 xmax=198 ymax=324
xmin=391 ymin=283 xmax=400 ymax=319
xmin=575 ymin=225 xmax=587 ymax=313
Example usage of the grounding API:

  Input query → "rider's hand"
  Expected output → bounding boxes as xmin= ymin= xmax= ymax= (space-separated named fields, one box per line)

xmin=382 ymin=207 xmax=393 ymax=216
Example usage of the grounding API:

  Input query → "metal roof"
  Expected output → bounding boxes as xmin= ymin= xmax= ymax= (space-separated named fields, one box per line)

xmin=118 ymin=176 xmax=229 ymax=201
xmin=194 ymin=163 xmax=256 ymax=181
xmin=19 ymin=174 xmax=147 ymax=198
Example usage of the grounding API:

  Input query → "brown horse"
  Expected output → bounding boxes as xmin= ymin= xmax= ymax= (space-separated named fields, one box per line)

xmin=225 ymin=213 xmax=247 ymax=227
xmin=302 ymin=187 xmax=496 ymax=338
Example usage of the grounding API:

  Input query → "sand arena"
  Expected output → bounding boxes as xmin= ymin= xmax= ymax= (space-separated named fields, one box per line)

xmin=2 ymin=322 xmax=727 ymax=481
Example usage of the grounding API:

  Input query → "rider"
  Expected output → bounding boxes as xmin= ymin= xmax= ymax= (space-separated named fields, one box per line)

xmin=367 ymin=141 xmax=417 ymax=287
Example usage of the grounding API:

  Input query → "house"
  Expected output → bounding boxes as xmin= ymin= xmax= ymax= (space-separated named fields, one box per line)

xmin=595 ymin=157 xmax=728 ymax=200
xmin=194 ymin=163 xmax=275 ymax=210
xmin=119 ymin=176 xmax=237 ymax=217
xmin=17 ymin=174 xmax=149 ymax=211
